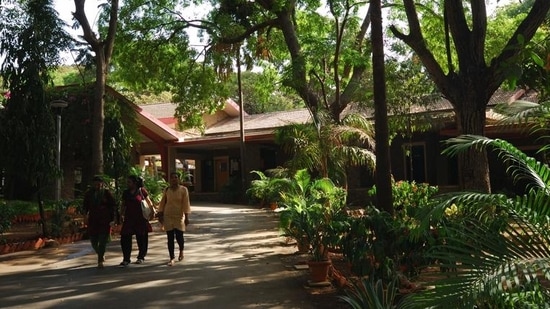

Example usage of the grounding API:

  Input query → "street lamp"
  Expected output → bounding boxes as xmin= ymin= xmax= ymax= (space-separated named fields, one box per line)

xmin=50 ymin=100 xmax=68 ymax=201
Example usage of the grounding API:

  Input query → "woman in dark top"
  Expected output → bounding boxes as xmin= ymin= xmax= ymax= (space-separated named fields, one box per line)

xmin=118 ymin=175 xmax=152 ymax=267
xmin=83 ymin=175 xmax=117 ymax=268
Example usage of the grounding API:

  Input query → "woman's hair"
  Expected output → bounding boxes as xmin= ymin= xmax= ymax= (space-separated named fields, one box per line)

xmin=170 ymin=172 xmax=179 ymax=178
xmin=128 ymin=175 xmax=144 ymax=187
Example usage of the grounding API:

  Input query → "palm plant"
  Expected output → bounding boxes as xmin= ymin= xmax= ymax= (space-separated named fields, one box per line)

xmin=246 ymin=170 xmax=283 ymax=207
xmin=340 ymin=277 xmax=400 ymax=309
xmin=277 ymin=169 xmax=348 ymax=261
xmin=401 ymin=135 xmax=550 ymax=308
xmin=274 ymin=112 xmax=376 ymax=187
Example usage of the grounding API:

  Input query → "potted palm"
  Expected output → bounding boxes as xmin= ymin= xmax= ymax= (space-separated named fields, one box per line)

xmin=278 ymin=169 xmax=348 ymax=283
xmin=246 ymin=170 xmax=284 ymax=209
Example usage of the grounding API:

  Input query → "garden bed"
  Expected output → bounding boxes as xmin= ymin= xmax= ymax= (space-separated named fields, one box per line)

xmin=0 ymin=216 xmax=87 ymax=255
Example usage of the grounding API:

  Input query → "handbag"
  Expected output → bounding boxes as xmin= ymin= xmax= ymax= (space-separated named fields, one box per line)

xmin=139 ymin=188 xmax=152 ymax=220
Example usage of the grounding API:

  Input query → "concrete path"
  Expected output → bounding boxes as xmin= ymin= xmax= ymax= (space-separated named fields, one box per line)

xmin=0 ymin=202 xmax=317 ymax=309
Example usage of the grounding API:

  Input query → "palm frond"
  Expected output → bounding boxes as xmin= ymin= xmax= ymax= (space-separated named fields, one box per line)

xmin=443 ymin=135 xmax=550 ymax=189
xmin=495 ymin=100 xmax=550 ymax=125
xmin=340 ymin=278 xmax=399 ymax=309
xmin=402 ymin=215 xmax=550 ymax=308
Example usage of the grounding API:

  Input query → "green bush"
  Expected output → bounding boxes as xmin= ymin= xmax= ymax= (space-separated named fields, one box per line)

xmin=0 ymin=200 xmax=16 ymax=238
xmin=3 ymin=200 xmax=40 ymax=215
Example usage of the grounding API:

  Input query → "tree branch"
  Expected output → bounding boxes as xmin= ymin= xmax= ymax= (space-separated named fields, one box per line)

xmin=489 ymin=0 xmax=550 ymax=90
xmin=73 ymin=0 xmax=99 ymax=47
xmin=217 ymin=19 xmax=279 ymax=44
xmin=389 ymin=0 xmax=449 ymax=95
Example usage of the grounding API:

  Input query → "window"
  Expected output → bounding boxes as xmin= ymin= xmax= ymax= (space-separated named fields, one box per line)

xmin=403 ymin=143 xmax=426 ymax=183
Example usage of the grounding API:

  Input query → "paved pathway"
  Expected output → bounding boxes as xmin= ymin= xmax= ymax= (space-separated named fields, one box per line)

xmin=0 ymin=202 xmax=317 ymax=309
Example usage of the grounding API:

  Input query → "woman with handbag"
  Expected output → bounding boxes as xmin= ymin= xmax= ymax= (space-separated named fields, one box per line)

xmin=118 ymin=175 xmax=154 ymax=267
xmin=158 ymin=172 xmax=191 ymax=266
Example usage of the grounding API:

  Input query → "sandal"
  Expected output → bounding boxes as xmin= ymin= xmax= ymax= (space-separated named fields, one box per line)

xmin=178 ymin=251 xmax=184 ymax=261
xmin=167 ymin=259 xmax=175 ymax=266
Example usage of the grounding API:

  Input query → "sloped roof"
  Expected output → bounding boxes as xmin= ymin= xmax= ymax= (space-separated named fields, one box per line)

xmin=103 ymin=86 xmax=183 ymax=142
xmin=140 ymin=99 xmax=245 ymax=122
xmin=133 ymin=88 xmax=536 ymax=146
xmin=205 ymin=109 xmax=311 ymax=135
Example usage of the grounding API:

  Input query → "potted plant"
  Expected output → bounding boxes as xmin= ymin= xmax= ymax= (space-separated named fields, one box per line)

xmin=246 ymin=170 xmax=283 ymax=209
xmin=278 ymin=169 xmax=348 ymax=283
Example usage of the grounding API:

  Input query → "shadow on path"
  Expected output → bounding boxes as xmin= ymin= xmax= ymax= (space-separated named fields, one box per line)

xmin=0 ymin=202 xmax=320 ymax=309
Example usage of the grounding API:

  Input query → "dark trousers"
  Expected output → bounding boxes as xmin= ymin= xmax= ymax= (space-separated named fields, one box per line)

xmin=90 ymin=233 xmax=110 ymax=262
xmin=166 ymin=229 xmax=184 ymax=260
xmin=120 ymin=233 xmax=148 ymax=262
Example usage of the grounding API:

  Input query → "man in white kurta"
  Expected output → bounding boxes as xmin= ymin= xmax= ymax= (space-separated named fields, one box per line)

xmin=158 ymin=172 xmax=191 ymax=266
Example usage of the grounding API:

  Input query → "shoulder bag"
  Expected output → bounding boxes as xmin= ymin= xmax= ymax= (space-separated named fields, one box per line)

xmin=139 ymin=188 xmax=153 ymax=220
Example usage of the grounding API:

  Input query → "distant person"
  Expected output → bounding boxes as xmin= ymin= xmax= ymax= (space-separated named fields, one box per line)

xmin=82 ymin=175 xmax=117 ymax=268
xmin=118 ymin=175 xmax=153 ymax=267
xmin=158 ymin=172 xmax=191 ymax=266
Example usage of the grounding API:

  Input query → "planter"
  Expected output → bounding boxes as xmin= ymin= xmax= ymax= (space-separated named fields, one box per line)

xmin=307 ymin=260 xmax=332 ymax=283
xmin=269 ymin=202 xmax=278 ymax=211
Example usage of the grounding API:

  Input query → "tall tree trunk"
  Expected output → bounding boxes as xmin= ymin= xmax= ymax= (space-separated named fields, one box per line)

xmin=92 ymin=52 xmax=106 ymax=175
xmin=456 ymin=97 xmax=490 ymax=192
xmin=73 ymin=0 xmax=118 ymax=177
xmin=371 ymin=0 xmax=393 ymax=215
xmin=389 ymin=0 xmax=550 ymax=193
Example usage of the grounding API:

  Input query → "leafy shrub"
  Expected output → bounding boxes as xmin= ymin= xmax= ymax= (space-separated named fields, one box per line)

xmin=0 ymin=200 xmax=16 ymax=238
xmin=366 ymin=180 xmax=440 ymax=276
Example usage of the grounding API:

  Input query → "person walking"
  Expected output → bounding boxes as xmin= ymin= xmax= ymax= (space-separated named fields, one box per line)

xmin=118 ymin=175 xmax=153 ymax=267
xmin=158 ymin=172 xmax=191 ymax=266
xmin=82 ymin=175 xmax=117 ymax=268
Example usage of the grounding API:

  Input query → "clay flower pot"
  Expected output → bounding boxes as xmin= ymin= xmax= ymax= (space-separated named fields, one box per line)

xmin=307 ymin=260 xmax=332 ymax=283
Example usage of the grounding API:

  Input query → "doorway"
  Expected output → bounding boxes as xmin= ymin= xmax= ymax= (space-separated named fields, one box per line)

xmin=213 ymin=156 xmax=229 ymax=191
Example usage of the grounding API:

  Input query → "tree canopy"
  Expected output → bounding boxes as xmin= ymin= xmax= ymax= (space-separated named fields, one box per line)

xmin=389 ymin=0 xmax=550 ymax=192
xmin=0 ymin=0 xmax=73 ymax=200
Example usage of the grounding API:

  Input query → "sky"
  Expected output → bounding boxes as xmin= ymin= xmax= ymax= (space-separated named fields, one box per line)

xmin=52 ymin=0 xmax=514 ymax=64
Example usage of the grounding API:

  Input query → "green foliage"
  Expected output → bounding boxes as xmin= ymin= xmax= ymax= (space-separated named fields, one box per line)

xmin=108 ymin=0 xmax=232 ymax=131
xmin=341 ymin=207 xmax=398 ymax=278
xmin=128 ymin=167 xmax=167 ymax=205
xmin=277 ymin=169 xmax=348 ymax=261
xmin=400 ymin=135 xmax=550 ymax=308
xmin=228 ymin=69 xmax=303 ymax=114
xmin=342 ymin=181 xmax=441 ymax=278
xmin=275 ymin=112 xmax=376 ymax=185
xmin=1 ymin=200 xmax=40 ymax=216
xmin=44 ymin=200 xmax=80 ymax=238
xmin=245 ymin=169 xmax=285 ymax=205
xmin=51 ymin=65 xmax=95 ymax=86
xmin=340 ymin=277 xmax=400 ymax=309
xmin=368 ymin=179 xmax=439 ymax=225
xmin=0 ymin=0 xmax=73 ymax=200
xmin=384 ymin=58 xmax=439 ymax=141
xmin=0 ymin=200 xmax=15 ymax=238
xmin=48 ymin=84 xmax=139 ymax=190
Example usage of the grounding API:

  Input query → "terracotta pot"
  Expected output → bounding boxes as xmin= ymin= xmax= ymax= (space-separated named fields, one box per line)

xmin=34 ymin=238 xmax=45 ymax=250
xmin=308 ymin=260 xmax=332 ymax=283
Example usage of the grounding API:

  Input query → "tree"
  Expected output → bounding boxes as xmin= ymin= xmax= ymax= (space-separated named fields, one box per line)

xmin=72 ymin=0 xmax=119 ymax=177
xmin=402 ymin=135 xmax=550 ymax=307
xmin=274 ymin=112 xmax=376 ymax=189
xmin=0 ymin=0 xmax=73 ymax=234
xmin=227 ymin=69 xmax=303 ymax=114
xmin=107 ymin=0 xmax=230 ymax=131
xmin=209 ymin=1 xmax=372 ymax=123
xmin=389 ymin=0 xmax=550 ymax=192
xmin=371 ymin=0 xmax=392 ymax=213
